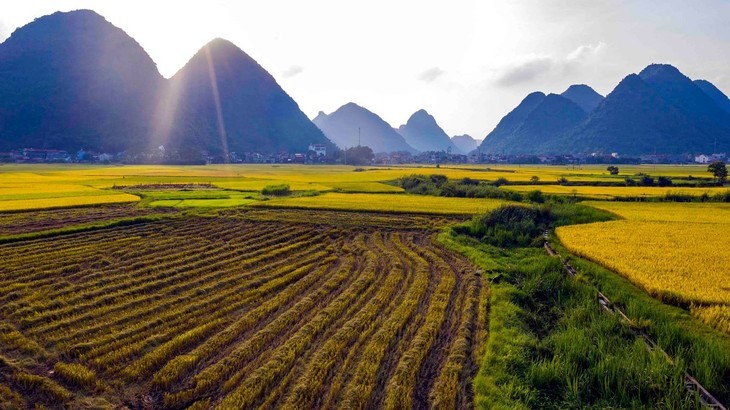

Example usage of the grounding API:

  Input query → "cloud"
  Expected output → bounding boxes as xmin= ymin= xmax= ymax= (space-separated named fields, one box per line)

xmin=495 ymin=42 xmax=607 ymax=87
xmin=567 ymin=42 xmax=607 ymax=62
xmin=496 ymin=56 xmax=554 ymax=86
xmin=418 ymin=67 xmax=445 ymax=82
xmin=281 ymin=65 xmax=304 ymax=78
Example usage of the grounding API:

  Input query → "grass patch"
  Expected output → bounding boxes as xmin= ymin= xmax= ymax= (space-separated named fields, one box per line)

xmin=439 ymin=203 xmax=725 ymax=408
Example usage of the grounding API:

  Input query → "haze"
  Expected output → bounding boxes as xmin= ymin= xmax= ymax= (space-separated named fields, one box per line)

xmin=2 ymin=0 xmax=729 ymax=139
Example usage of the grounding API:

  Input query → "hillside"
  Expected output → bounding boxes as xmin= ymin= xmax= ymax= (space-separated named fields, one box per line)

xmin=480 ymin=93 xmax=585 ymax=154
xmin=396 ymin=109 xmax=461 ymax=153
xmin=0 ymin=10 xmax=164 ymax=152
xmin=695 ymin=79 xmax=730 ymax=114
xmin=313 ymin=103 xmax=416 ymax=153
xmin=159 ymin=38 xmax=335 ymax=155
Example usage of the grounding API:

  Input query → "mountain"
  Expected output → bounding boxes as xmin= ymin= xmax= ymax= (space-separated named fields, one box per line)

xmin=451 ymin=134 xmax=479 ymax=153
xmin=478 ymin=92 xmax=546 ymax=153
xmin=158 ymin=38 xmax=334 ymax=155
xmin=313 ymin=103 xmax=416 ymax=153
xmin=560 ymin=84 xmax=604 ymax=113
xmin=562 ymin=72 xmax=728 ymax=155
xmin=561 ymin=65 xmax=730 ymax=155
xmin=695 ymin=79 xmax=730 ymax=114
xmin=396 ymin=109 xmax=461 ymax=153
xmin=638 ymin=64 xmax=730 ymax=136
xmin=481 ymin=64 xmax=730 ymax=156
xmin=479 ymin=93 xmax=586 ymax=154
xmin=0 ymin=10 xmax=164 ymax=152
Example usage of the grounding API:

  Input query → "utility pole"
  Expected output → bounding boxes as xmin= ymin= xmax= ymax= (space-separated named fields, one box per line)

xmin=358 ymin=127 xmax=361 ymax=147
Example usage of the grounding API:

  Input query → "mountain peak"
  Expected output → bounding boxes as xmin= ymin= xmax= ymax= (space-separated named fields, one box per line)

xmin=451 ymin=134 xmax=479 ymax=153
xmin=638 ymin=63 xmax=684 ymax=81
xmin=398 ymin=109 xmax=460 ymax=153
xmin=561 ymin=84 xmax=604 ymax=113
xmin=313 ymin=103 xmax=415 ymax=153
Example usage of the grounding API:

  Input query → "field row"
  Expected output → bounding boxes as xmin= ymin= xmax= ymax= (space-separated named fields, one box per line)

xmin=0 ymin=204 xmax=178 ymax=236
xmin=0 ymin=214 xmax=486 ymax=408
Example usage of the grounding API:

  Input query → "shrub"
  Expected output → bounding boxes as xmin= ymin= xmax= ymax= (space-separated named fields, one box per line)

xmin=261 ymin=184 xmax=291 ymax=196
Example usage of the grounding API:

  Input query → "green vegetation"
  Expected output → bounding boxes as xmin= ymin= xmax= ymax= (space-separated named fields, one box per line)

xmin=440 ymin=204 xmax=729 ymax=408
xmin=261 ymin=184 xmax=291 ymax=196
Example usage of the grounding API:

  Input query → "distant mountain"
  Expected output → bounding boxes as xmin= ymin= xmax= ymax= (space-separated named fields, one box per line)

xmin=159 ymin=38 xmax=334 ymax=155
xmin=313 ymin=103 xmax=416 ymax=153
xmin=478 ymin=92 xmax=546 ymax=153
xmin=560 ymin=84 xmax=604 ymax=113
xmin=396 ymin=109 xmax=461 ymax=153
xmin=480 ymin=93 xmax=586 ymax=154
xmin=695 ymin=79 xmax=730 ymax=114
xmin=561 ymin=74 xmax=708 ymax=155
xmin=0 ymin=10 xmax=334 ymax=156
xmin=451 ymin=134 xmax=479 ymax=153
xmin=480 ymin=64 xmax=730 ymax=156
xmin=638 ymin=64 xmax=730 ymax=136
xmin=0 ymin=10 xmax=164 ymax=152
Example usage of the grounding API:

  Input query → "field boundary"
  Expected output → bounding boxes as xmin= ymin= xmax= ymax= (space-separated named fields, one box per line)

xmin=544 ymin=234 xmax=727 ymax=410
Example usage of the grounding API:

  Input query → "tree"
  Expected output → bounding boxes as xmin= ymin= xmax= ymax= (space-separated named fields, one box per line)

xmin=639 ymin=175 xmax=655 ymax=186
xmin=341 ymin=146 xmax=374 ymax=166
xmin=607 ymin=165 xmax=619 ymax=175
xmin=530 ymin=176 xmax=540 ymax=183
xmin=708 ymin=161 xmax=728 ymax=185
xmin=657 ymin=176 xmax=672 ymax=187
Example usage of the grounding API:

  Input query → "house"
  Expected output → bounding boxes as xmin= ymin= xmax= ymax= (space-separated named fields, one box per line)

xmin=308 ymin=144 xmax=327 ymax=157
xmin=695 ymin=154 xmax=711 ymax=164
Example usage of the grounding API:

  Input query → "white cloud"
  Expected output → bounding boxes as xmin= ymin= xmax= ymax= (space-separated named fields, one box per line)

xmin=495 ymin=42 xmax=607 ymax=87
xmin=281 ymin=65 xmax=304 ymax=78
xmin=418 ymin=67 xmax=445 ymax=82
xmin=496 ymin=56 xmax=554 ymax=86
xmin=567 ymin=42 xmax=607 ymax=62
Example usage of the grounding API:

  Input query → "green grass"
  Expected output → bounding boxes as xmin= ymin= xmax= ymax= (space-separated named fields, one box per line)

xmin=439 ymin=202 xmax=729 ymax=408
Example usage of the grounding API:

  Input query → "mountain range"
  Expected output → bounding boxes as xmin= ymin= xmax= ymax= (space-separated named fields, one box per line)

xmin=313 ymin=103 xmax=415 ymax=153
xmin=0 ymin=10 xmax=334 ymax=155
xmin=480 ymin=64 xmax=730 ymax=156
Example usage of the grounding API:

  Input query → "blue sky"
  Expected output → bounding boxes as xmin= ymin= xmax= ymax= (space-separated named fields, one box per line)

xmin=2 ymin=0 xmax=729 ymax=139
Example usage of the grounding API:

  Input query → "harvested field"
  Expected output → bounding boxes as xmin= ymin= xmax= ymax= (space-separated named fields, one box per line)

xmin=0 ymin=211 xmax=486 ymax=409
xmin=0 ymin=204 xmax=177 ymax=236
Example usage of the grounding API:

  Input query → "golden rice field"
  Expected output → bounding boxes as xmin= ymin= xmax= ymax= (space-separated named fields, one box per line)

xmin=254 ymin=192 xmax=507 ymax=215
xmin=0 ymin=209 xmax=486 ymax=408
xmin=0 ymin=163 xmax=722 ymax=212
xmin=557 ymin=201 xmax=730 ymax=333
xmin=503 ymin=184 xmax=730 ymax=199
xmin=0 ymin=193 xmax=140 ymax=212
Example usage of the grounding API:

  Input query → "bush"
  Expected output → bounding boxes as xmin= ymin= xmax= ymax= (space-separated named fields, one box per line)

xmin=639 ymin=175 xmax=655 ymax=186
xmin=494 ymin=177 xmax=509 ymax=187
xmin=456 ymin=205 xmax=550 ymax=248
xmin=657 ymin=176 xmax=672 ymax=187
xmin=526 ymin=190 xmax=545 ymax=204
xmin=261 ymin=184 xmax=291 ymax=196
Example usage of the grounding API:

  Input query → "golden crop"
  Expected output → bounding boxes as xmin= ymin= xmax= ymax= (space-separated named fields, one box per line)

xmin=558 ymin=201 xmax=730 ymax=333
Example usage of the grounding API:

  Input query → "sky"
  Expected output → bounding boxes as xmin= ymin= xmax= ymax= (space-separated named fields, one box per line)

xmin=2 ymin=0 xmax=730 ymax=140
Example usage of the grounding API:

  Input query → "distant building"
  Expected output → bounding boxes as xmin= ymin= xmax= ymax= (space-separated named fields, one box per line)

xmin=22 ymin=148 xmax=70 ymax=162
xmin=308 ymin=144 xmax=327 ymax=157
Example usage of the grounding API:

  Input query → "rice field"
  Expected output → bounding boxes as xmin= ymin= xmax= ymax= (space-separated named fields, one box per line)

xmin=253 ymin=192 xmax=507 ymax=215
xmin=503 ymin=184 xmax=730 ymax=199
xmin=557 ymin=201 xmax=730 ymax=333
xmin=0 ymin=209 xmax=486 ymax=408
